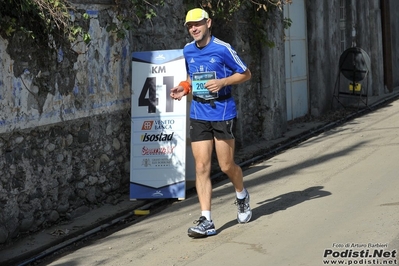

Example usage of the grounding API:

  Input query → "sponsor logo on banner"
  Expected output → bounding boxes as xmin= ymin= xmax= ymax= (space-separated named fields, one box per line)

xmin=141 ymin=120 xmax=176 ymax=130
xmin=141 ymin=159 xmax=151 ymax=167
xmin=142 ymin=121 xmax=154 ymax=130
xmin=141 ymin=145 xmax=175 ymax=156
xmin=152 ymin=191 xmax=164 ymax=197
xmin=141 ymin=158 xmax=173 ymax=168
xmin=154 ymin=119 xmax=175 ymax=130
xmin=141 ymin=132 xmax=174 ymax=142
xmin=152 ymin=158 xmax=172 ymax=167
xmin=155 ymin=54 xmax=165 ymax=60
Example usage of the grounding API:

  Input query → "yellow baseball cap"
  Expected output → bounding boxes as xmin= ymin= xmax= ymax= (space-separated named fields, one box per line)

xmin=184 ymin=8 xmax=209 ymax=26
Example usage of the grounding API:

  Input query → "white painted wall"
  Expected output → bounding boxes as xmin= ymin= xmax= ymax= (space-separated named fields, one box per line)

xmin=0 ymin=9 xmax=131 ymax=134
xmin=284 ymin=0 xmax=309 ymax=120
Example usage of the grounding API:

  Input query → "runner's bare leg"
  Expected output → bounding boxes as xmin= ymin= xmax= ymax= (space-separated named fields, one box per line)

xmin=191 ymin=140 xmax=214 ymax=211
xmin=214 ymin=138 xmax=244 ymax=192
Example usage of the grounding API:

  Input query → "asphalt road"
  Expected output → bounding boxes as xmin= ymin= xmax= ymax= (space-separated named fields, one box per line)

xmin=45 ymin=100 xmax=399 ymax=266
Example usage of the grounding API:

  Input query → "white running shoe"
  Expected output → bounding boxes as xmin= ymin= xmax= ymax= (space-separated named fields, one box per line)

xmin=235 ymin=189 xmax=252 ymax=223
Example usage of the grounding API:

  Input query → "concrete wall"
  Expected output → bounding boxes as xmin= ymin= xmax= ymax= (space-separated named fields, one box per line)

xmin=216 ymin=7 xmax=287 ymax=145
xmin=306 ymin=0 xmax=341 ymax=116
xmin=260 ymin=10 xmax=287 ymax=139
xmin=351 ymin=0 xmax=384 ymax=96
xmin=306 ymin=0 xmax=388 ymax=114
xmin=387 ymin=0 xmax=399 ymax=88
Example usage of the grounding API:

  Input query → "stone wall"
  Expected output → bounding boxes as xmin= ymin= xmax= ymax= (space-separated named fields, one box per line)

xmin=0 ymin=111 xmax=130 ymax=243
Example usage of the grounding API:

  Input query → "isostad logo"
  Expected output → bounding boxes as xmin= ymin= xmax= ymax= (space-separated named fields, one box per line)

xmin=141 ymin=132 xmax=174 ymax=142
xmin=142 ymin=121 xmax=154 ymax=130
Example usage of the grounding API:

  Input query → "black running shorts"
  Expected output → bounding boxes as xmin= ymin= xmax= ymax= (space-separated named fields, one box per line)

xmin=189 ymin=118 xmax=236 ymax=142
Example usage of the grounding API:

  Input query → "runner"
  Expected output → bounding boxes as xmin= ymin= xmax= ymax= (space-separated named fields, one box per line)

xmin=170 ymin=8 xmax=252 ymax=238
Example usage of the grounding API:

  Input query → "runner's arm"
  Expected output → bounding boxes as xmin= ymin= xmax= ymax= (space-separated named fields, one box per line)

xmin=170 ymin=75 xmax=192 ymax=100
xmin=222 ymin=69 xmax=251 ymax=86
xmin=205 ymin=69 xmax=251 ymax=93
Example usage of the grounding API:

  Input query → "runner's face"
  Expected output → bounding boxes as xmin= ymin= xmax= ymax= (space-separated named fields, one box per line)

xmin=186 ymin=19 xmax=211 ymax=46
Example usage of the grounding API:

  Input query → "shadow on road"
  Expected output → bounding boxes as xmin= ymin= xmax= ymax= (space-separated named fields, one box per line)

xmin=217 ymin=186 xmax=331 ymax=234
xmin=253 ymin=186 xmax=331 ymax=219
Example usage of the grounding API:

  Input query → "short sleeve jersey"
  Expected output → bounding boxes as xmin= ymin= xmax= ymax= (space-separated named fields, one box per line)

xmin=183 ymin=36 xmax=248 ymax=121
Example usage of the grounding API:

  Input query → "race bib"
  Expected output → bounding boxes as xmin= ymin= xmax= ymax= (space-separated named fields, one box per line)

xmin=192 ymin=71 xmax=218 ymax=100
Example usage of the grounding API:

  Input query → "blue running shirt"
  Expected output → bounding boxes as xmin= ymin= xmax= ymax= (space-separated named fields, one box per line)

xmin=183 ymin=36 xmax=248 ymax=121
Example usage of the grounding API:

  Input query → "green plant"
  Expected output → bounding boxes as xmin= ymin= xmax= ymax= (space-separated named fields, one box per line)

xmin=184 ymin=0 xmax=291 ymax=18
xmin=184 ymin=0 xmax=292 ymax=47
xmin=0 ymin=0 xmax=292 ymax=48
xmin=107 ymin=0 xmax=165 ymax=39
xmin=0 ymin=0 xmax=163 ymax=46
xmin=283 ymin=17 xmax=293 ymax=29
xmin=0 ymin=0 xmax=89 ymax=45
xmin=106 ymin=0 xmax=292 ymax=43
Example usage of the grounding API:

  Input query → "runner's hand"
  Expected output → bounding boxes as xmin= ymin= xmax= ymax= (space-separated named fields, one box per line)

xmin=170 ymin=86 xmax=185 ymax=101
xmin=205 ymin=79 xmax=225 ymax=93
